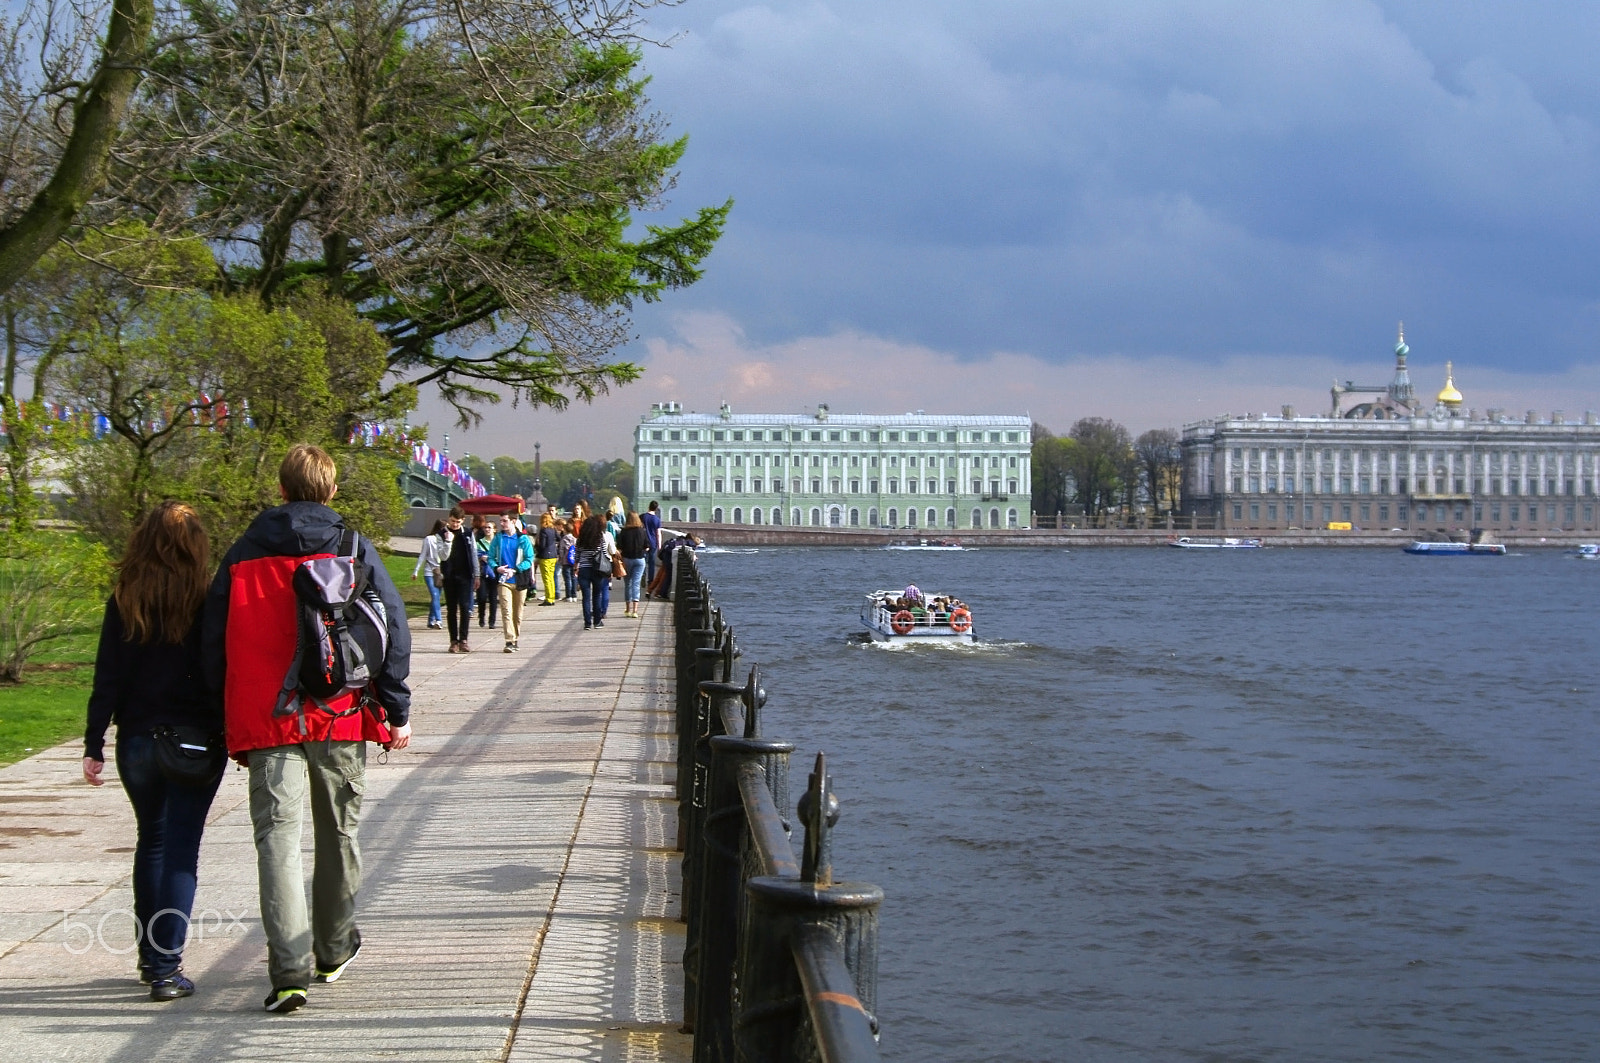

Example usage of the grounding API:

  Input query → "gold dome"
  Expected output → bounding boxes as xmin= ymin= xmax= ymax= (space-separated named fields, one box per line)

xmin=1437 ymin=361 xmax=1463 ymax=408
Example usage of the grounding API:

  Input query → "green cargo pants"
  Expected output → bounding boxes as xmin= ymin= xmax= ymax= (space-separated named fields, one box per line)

xmin=248 ymin=741 xmax=365 ymax=989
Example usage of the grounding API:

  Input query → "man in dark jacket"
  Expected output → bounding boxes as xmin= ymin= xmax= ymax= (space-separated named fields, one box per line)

xmin=439 ymin=506 xmax=478 ymax=652
xmin=202 ymin=444 xmax=412 ymax=1015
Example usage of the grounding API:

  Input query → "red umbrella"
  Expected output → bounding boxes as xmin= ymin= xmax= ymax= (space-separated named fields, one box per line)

xmin=456 ymin=493 xmax=524 ymax=515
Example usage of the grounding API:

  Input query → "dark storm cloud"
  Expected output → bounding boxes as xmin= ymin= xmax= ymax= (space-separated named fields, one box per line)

xmin=629 ymin=1 xmax=1600 ymax=371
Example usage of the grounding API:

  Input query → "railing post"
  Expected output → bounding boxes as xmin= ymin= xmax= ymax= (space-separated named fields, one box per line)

xmin=734 ymin=755 xmax=882 ymax=1063
xmin=694 ymin=732 xmax=794 ymax=1063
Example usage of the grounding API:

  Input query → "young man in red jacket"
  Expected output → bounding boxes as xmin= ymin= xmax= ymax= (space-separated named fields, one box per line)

xmin=202 ymin=444 xmax=412 ymax=1014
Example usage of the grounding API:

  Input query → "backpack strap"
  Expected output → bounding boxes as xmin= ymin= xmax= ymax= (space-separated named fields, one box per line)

xmin=341 ymin=528 xmax=359 ymax=560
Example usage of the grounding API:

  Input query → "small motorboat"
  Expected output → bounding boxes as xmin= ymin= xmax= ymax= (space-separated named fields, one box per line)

xmin=1167 ymin=536 xmax=1264 ymax=549
xmin=1568 ymin=544 xmax=1600 ymax=560
xmin=860 ymin=586 xmax=975 ymax=643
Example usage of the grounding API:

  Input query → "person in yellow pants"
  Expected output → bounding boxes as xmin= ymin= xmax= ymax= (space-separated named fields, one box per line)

xmin=535 ymin=511 xmax=562 ymax=605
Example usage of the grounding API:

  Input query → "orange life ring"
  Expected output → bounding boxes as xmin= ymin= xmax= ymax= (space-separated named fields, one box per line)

xmin=890 ymin=610 xmax=915 ymax=635
xmin=948 ymin=607 xmax=972 ymax=633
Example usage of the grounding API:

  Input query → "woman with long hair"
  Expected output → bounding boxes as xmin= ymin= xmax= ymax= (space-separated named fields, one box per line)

xmin=574 ymin=513 xmax=615 ymax=629
xmin=412 ymin=519 xmax=447 ymax=628
xmin=616 ymin=512 xmax=649 ymax=618
xmin=82 ymin=501 xmax=221 ymax=1001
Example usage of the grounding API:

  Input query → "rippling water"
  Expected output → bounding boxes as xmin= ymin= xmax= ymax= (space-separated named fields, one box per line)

xmin=695 ymin=545 xmax=1600 ymax=1062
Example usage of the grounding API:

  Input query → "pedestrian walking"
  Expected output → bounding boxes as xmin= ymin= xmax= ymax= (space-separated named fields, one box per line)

xmin=83 ymin=500 xmax=222 ymax=1002
xmin=535 ymin=511 xmax=562 ymax=605
xmin=412 ymin=519 xmax=446 ymax=628
xmin=474 ymin=516 xmax=497 ymax=629
xmin=202 ymin=444 xmax=412 ymax=1015
xmin=440 ymin=507 xmax=478 ymax=653
xmin=560 ymin=519 xmax=578 ymax=601
xmin=617 ymin=512 xmax=649 ymax=618
xmin=641 ymin=501 xmax=661 ymax=586
xmin=488 ymin=511 xmax=533 ymax=650
xmin=575 ymin=513 xmax=616 ymax=629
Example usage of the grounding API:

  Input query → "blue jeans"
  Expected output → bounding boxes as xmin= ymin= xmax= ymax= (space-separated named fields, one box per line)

xmin=423 ymin=571 xmax=441 ymax=623
xmin=561 ymin=563 xmax=576 ymax=598
xmin=116 ymin=733 xmax=223 ymax=978
xmin=578 ymin=566 xmax=607 ymax=625
xmin=624 ymin=557 xmax=646 ymax=602
xmin=645 ymin=547 xmax=657 ymax=585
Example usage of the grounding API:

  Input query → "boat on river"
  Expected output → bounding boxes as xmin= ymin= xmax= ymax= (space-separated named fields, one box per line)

xmin=884 ymin=539 xmax=970 ymax=551
xmin=1167 ymin=536 xmax=1264 ymax=549
xmin=860 ymin=587 xmax=975 ymax=643
xmin=1568 ymin=543 xmax=1600 ymax=560
xmin=1403 ymin=530 xmax=1506 ymax=556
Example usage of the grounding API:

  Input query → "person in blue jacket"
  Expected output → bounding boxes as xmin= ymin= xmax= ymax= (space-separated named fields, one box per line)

xmin=489 ymin=512 xmax=533 ymax=651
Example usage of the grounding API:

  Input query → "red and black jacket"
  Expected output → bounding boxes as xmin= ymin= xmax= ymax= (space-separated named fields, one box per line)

xmin=202 ymin=502 xmax=412 ymax=756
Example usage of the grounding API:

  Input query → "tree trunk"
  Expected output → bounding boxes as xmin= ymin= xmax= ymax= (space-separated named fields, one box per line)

xmin=0 ymin=0 xmax=155 ymax=298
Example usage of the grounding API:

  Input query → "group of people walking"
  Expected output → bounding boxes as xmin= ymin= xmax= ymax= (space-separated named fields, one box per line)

xmin=83 ymin=445 xmax=411 ymax=1011
xmin=80 ymin=449 xmax=692 ymax=1013
xmin=412 ymin=498 xmax=664 ymax=648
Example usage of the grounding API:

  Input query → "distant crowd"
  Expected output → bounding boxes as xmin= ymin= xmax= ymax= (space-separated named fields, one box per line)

xmin=413 ymin=497 xmax=699 ymax=647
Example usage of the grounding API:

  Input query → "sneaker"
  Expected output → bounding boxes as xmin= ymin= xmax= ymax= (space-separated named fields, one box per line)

xmin=594 ymin=619 xmax=604 ymax=627
xmin=150 ymin=972 xmax=194 ymax=1001
xmin=315 ymin=934 xmax=361 ymax=983
xmin=512 ymin=641 xmax=519 ymax=650
xmin=583 ymin=623 xmax=591 ymax=630
xmin=504 ymin=643 xmax=514 ymax=653
xmin=264 ymin=987 xmax=307 ymax=1013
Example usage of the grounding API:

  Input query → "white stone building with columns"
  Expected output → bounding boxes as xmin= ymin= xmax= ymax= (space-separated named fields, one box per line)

xmin=1181 ymin=328 xmax=1600 ymax=534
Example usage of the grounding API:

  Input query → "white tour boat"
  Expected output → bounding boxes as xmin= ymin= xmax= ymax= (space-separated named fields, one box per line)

xmin=860 ymin=587 xmax=975 ymax=643
xmin=1167 ymin=536 xmax=1264 ymax=549
xmin=1567 ymin=544 xmax=1600 ymax=560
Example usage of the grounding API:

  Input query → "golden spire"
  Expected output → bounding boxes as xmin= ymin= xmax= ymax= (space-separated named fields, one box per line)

xmin=1437 ymin=361 xmax=1463 ymax=408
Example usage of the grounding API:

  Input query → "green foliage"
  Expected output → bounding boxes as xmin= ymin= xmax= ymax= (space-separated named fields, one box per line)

xmin=460 ymin=453 xmax=632 ymax=511
xmin=0 ymin=533 xmax=111 ymax=683
xmin=0 ymin=395 xmax=84 ymax=532
xmin=0 ymin=667 xmax=96 ymax=766
xmin=1030 ymin=425 xmax=1078 ymax=517
xmin=126 ymin=1 xmax=728 ymax=424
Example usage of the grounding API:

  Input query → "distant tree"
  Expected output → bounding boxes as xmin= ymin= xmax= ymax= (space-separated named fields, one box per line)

xmin=1134 ymin=428 xmax=1184 ymax=515
xmin=1068 ymin=417 xmax=1132 ymax=517
xmin=1029 ymin=423 xmax=1076 ymax=516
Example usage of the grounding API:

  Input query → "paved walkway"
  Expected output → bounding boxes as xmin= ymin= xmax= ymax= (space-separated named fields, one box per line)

xmin=0 ymin=596 xmax=690 ymax=1063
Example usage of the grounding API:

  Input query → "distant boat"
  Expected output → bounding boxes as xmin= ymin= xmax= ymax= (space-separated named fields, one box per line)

xmin=1568 ymin=544 xmax=1600 ymax=560
xmin=1403 ymin=530 xmax=1506 ymax=556
xmin=884 ymin=539 xmax=970 ymax=551
xmin=1167 ymin=536 xmax=1263 ymax=550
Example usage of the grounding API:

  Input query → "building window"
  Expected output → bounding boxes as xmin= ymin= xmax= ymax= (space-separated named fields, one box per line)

xmin=829 ymin=507 xmax=842 ymax=526
xmin=831 ymin=479 xmax=841 ymax=492
xmin=888 ymin=508 xmax=899 ymax=527
xmin=971 ymin=508 xmax=982 ymax=527
xmin=670 ymin=507 xmax=681 ymax=521
xmin=945 ymin=508 xmax=955 ymax=527
xmin=687 ymin=431 xmax=700 ymax=441
xmin=870 ymin=479 xmax=880 ymax=492
xmin=850 ymin=431 xmax=861 ymax=441
xmin=869 ymin=508 xmax=879 ymax=527
xmin=811 ymin=479 xmax=821 ymax=492
xmin=1267 ymin=503 xmax=1278 ymax=521
xmin=1379 ymin=504 xmax=1389 ymax=523
xmin=810 ymin=508 xmax=821 ymax=526
xmin=889 ymin=479 xmax=899 ymax=493
xmin=1491 ymin=504 xmax=1501 ymax=522
xmin=1250 ymin=503 xmax=1260 ymax=522
xmin=1322 ymin=503 xmax=1333 ymax=522
xmin=791 ymin=479 xmax=801 ymax=493
xmin=752 ymin=508 xmax=763 ymax=524
xmin=651 ymin=430 xmax=663 ymax=440
xmin=1007 ymin=508 xmax=1018 ymax=527
xmin=1233 ymin=503 xmax=1243 ymax=521
xmin=907 ymin=509 xmax=917 ymax=528
xmin=1341 ymin=503 xmax=1352 ymax=521
xmin=791 ymin=508 xmax=801 ymax=526
xmin=652 ymin=478 xmax=662 ymax=492
xmin=688 ymin=507 xmax=698 ymax=521
xmin=1360 ymin=503 xmax=1370 ymax=522
xmin=851 ymin=479 xmax=860 ymax=492
xmin=733 ymin=507 xmax=743 ymax=524
xmin=829 ymin=431 xmax=841 ymax=441
xmin=712 ymin=508 xmax=723 ymax=523
xmin=714 ymin=478 xmax=724 ymax=492
xmin=1510 ymin=504 xmax=1520 ymax=522
xmin=752 ymin=479 xmax=763 ymax=492
xmin=733 ymin=479 xmax=743 ymax=492
xmin=948 ymin=480 xmax=957 ymax=493
xmin=1397 ymin=504 xmax=1407 ymax=521
xmin=849 ymin=508 xmax=860 ymax=526
xmin=1007 ymin=479 xmax=1017 ymax=493
xmin=973 ymin=480 xmax=983 ymax=494
xmin=772 ymin=508 xmax=782 ymax=525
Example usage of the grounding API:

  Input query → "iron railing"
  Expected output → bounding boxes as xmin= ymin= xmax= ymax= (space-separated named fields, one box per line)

xmin=670 ymin=546 xmax=883 ymax=1063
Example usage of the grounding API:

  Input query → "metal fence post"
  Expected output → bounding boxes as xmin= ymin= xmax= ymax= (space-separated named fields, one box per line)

xmin=693 ymin=733 xmax=795 ymax=1063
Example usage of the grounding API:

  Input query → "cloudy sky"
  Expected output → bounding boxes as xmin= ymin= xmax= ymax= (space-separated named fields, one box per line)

xmin=422 ymin=1 xmax=1600 ymax=463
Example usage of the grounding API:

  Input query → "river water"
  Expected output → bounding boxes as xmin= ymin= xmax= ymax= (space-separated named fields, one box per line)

xmin=693 ymin=545 xmax=1600 ymax=1062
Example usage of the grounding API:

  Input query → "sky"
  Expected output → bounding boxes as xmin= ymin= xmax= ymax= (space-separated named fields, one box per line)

xmin=419 ymin=0 xmax=1600 ymax=463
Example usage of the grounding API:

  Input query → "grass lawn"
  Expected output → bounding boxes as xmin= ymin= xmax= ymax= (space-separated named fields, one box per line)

xmin=0 ymin=625 xmax=98 ymax=767
xmin=380 ymin=552 xmax=432 ymax=614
